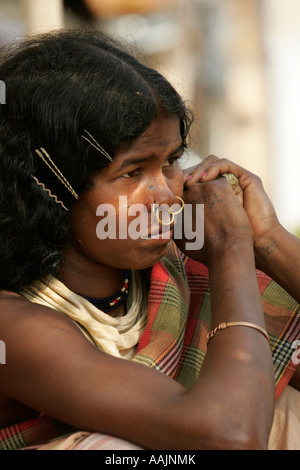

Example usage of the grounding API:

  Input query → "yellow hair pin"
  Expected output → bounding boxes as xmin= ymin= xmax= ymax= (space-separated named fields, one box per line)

xmin=31 ymin=176 xmax=69 ymax=212
xmin=81 ymin=129 xmax=113 ymax=163
xmin=35 ymin=148 xmax=79 ymax=200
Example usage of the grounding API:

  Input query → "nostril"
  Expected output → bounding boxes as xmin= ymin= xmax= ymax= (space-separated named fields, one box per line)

xmin=144 ymin=198 xmax=154 ymax=212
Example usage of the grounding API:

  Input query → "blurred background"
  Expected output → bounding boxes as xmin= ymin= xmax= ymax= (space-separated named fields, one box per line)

xmin=0 ymin=0 xmax=299 ymax=234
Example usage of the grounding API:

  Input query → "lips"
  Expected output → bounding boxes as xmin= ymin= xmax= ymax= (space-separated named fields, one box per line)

xmin=118 ymin=209 xmax=175 ymax=240
xmin=143 ymin=226 xmax=174 ymax=240
xmin=151 ymin=230 xmax=173 ymax=242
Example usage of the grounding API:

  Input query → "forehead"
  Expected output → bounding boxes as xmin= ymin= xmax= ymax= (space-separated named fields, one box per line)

xmin=115 ymin=116 xmax=182 ymax=159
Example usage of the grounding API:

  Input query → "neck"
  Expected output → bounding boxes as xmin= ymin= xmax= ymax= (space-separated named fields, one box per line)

xmin=59 ymin=245 xmax=126 ymax=299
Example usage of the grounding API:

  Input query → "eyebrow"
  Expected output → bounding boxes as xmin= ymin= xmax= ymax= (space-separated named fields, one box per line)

xmin=114 ymin=142 xmax=184 ymax=174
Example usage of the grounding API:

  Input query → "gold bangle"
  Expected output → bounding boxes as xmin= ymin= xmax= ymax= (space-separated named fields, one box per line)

xmin=207 ymin=321 xmax=270 ymax=345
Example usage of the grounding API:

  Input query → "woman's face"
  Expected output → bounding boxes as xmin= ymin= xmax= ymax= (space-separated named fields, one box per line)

xmin=69 ymin=116 xmax=184 ymax=270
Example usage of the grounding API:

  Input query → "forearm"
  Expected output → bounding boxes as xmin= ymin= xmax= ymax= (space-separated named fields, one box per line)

xmin=255 ymin=224 xmax=300 ymax=304
xmin=185 ymin=240 xmax=275 ymax=449
xmin=209 ymin=240 xmax=268 ymax=328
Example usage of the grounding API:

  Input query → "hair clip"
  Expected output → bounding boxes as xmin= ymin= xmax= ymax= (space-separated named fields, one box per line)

xmin=35 ymin=148 xmax=79 ymax=200
xmin=82 ymin=129 xmax=113 ymax=163
xmin=31 ymin=176 xmax=69 ymax=211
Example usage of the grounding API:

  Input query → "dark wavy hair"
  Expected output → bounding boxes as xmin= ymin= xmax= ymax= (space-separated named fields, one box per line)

xmin=0 ymin=29 xmax=193 ymax=291
xmin=64 ymin=0 xmax=95 ymax=22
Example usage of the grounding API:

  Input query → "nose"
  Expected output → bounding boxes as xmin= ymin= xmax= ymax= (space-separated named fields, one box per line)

xmin=144 ymin=174 xmax=175 ymax=211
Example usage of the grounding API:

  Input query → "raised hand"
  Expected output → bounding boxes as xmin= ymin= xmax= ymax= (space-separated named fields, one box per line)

xmin=182 ymin=155 xmax=280 ymax=268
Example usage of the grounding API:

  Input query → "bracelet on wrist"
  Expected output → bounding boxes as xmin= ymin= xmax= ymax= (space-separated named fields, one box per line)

xmin=207 ymin=321 xmax=270 ymax=346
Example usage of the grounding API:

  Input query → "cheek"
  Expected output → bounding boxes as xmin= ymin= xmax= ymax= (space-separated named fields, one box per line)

xmin=70 ymin=171 xmax=184 ymax=245
xmin=69 ymin=195 xmax=102 ymax=246
xmin=70 ymin=213 xmax=97 ymax=252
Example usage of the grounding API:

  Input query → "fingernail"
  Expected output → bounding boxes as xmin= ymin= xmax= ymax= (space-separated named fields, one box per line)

xmin=201 ymin=172 xmax=207 ymax=178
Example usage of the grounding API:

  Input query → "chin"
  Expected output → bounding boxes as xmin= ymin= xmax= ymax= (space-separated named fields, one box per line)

xmin=133 ymin=245 xmax=170 ymax=270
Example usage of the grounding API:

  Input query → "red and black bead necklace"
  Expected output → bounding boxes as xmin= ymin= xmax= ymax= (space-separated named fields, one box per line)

xmin=82 ymin=271 xmax=130 ymax=313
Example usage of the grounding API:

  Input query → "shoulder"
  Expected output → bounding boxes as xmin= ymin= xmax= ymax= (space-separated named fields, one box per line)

xmin=0 ymin=290 xmax=38 ymax=326
xmin=0 ymin=289 xmax=92 ymax=378
xmin=0 ymin=289 xmax=77 ymax=330
xmin=0 ymin=289 xmax=28 ymax=305
xmin=0 ymin=287 xmax=99 ymax=402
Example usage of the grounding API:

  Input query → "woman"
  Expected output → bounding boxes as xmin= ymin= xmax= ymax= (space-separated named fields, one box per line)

xmin=0 ymin=30 xmax=299 ymax=450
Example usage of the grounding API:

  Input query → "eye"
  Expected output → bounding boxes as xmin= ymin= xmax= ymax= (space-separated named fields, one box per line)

xmin=121 ymin=169 xmax=141 ymax=179
xmin=162 ymin=156 xmax=181 ymax=168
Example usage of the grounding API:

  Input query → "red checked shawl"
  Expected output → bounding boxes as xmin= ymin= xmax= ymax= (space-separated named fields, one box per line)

xmin=1 ymin=242 xmax=299 ymax=450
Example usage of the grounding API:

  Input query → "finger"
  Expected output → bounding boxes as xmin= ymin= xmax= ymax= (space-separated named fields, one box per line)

xmin=200 ymin=159 xmax=255 ymax=190
xmin=198 ymin=158 xmax=247 ymax=204
xmin=183 ymin=165 xmax=200 ymax=183
xmin=184 ymin=155 xmax=220 ymax=186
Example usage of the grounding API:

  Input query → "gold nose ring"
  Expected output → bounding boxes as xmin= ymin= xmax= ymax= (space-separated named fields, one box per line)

xmin=169 ymin=196 xmax=185 ymax=215
xmin=152 ymin=196 xmax=184 ymax=226
xmin=154 ymin=209 xmax=175 ymax=226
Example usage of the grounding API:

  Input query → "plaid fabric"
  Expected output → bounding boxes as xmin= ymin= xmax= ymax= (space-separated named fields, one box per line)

xmin=0 ymin=415 xmax=74 ymax=450
xmin=133 ymin=243 xmax=300 ymax=397
xmin=1 ymin=242 xmax=299 ymax=449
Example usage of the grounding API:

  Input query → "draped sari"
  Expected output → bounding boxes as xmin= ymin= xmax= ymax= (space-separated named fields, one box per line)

xmin=1 ymin=242 xmax=299 ymax=450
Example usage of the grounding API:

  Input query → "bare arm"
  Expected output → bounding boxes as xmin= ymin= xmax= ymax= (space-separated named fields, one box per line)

xmin=0 ymin=254 xmax=274 ymax=451
xmin=254 ymin=225 xmax=300 ymax=304
xmin=185 ymin=157 xmax=300 ymax=395
xmin=185 ymin=156 xmax=300 ymax=304
xmin=0 ymin=176 xmax=275 ymax=450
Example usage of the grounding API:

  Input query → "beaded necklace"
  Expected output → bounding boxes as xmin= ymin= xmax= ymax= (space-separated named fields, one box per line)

xmin=82 ymin=271 xmax=130 ymax=313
